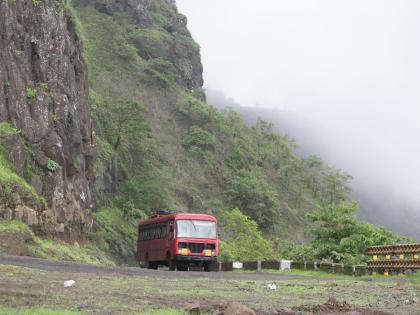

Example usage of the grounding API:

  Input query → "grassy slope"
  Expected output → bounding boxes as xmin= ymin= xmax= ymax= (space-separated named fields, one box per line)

xmin=0 ymin=220 xmax=113 ymax=265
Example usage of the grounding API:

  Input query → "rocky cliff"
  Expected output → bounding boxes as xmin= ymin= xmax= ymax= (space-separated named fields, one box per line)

xmin=0 ymin=0 xmax=96 ymax=241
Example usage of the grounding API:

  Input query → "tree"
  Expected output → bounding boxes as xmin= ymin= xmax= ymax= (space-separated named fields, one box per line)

xmin=226 ymin=169 xmax=281 ymax=231
xmin=307 ymin=202 xmax=402 ymax=263
xmin=322 ymin=168 xmax=353 ymax=204
xmin=218 ymin=209 xmax=274 ymax=261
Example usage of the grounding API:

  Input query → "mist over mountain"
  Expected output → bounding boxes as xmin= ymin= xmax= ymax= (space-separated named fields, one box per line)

xmin=206 ymin=89 xmax=420 ymax=239
xmin=177 ymin=0 xmax=420 ymax=240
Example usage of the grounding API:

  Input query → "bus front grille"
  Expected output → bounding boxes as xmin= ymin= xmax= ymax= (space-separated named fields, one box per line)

xmin=188 ymin=243 xmax=205 ymax=253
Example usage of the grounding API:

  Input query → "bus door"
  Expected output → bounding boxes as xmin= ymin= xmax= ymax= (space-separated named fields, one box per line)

xmin=167 ymin=220 xmax=174 ymax=253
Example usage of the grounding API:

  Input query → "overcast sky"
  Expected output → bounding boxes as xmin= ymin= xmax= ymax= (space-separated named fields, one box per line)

xmin=176 ymin=0 xmax=420 ymax=234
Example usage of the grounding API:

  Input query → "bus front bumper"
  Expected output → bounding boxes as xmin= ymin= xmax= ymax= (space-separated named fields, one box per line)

xmin=174 ymin=255 xmax=217 ymax=262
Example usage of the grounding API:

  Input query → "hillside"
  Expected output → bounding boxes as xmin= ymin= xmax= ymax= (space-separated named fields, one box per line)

xmin=0 ymin=0 xmax=400 ymax=264
xmin=71 ymin=0 xmax=354 ymax=260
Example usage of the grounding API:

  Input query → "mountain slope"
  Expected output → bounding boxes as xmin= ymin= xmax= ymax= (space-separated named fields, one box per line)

xmin=70 ymin=0 xmax=353 ymax=260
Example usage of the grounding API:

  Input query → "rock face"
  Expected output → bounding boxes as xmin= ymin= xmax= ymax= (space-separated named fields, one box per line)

xmin=0 ymin=0 xmax=96 ymax=240
xmin=76 ymin=0 xmax=203 ymax=89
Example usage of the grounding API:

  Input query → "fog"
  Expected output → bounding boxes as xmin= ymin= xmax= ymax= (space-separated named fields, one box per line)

xmin=176 ymin=0 xmax=420 ymax=239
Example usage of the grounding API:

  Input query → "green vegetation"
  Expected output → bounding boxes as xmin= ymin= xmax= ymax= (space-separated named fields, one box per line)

xmin=0 ymin=305 xmax=184 ymax=315
xmin=47 ymin=159 xmax=59 ymax=174
xmin=32 ymin=0 xmax=43 ymax=7
xmin=25 ymin=87 xmax=37 ymax=101
xmin=182 ymin=125 xmax=215 ymax=149
xmin=0 ymin=220 xmax=113 ymax=265
xmin=279 ymin=202 xmax=403 ymax=264
xmin=93 ymin=206 xmax=146 ymax=261
xmin=30 ymin=236 xmax=114 ymax=265
xmin=0 ymin=306 xmax=81 ymax=315
xmin=0 ymin=141 xmax=45 ymax=208
xmin=0 ymin=122 xmax=18 ymax=136
xmin=218 ymin=209 xmax=274 ymax=261
xmin=65 ymin=0 xmax=86 ymax=43
xmin=0 ymin=220 xmax=33 ymax=235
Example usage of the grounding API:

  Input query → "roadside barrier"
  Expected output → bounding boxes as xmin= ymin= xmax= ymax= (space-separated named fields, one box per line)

xmin=206 ymin=244 xmax=420 ymax=275
xmin=366 ymin=243 xmax=420 ymax=275
xmin=210 ymin=260 xmax=367 ymax=276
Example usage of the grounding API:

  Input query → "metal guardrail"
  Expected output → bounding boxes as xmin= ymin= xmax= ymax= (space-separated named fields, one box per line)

xmin=210 ymin=260 xmax=367 ymax=276
xmin=367 ymin=243 xmax=420 ymax=255
xmin=208 ymin=244 xmax=420 ymax=276
xmin=366 ymin=243 xmax=420 ymax=275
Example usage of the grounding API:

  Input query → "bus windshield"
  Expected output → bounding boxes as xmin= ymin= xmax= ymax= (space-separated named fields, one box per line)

xmin=176 ymin=220 xmax=217 ymax=239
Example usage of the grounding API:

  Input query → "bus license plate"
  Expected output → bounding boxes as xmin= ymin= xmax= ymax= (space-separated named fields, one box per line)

xmin=181 ymin=248 xmax=188 ymax=255
xmin=204 ymin=250 xmax=211 ymax=256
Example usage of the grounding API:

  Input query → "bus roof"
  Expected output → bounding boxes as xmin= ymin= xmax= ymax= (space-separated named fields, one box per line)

xmin=139 ymin=213 xmax=217 ymax=226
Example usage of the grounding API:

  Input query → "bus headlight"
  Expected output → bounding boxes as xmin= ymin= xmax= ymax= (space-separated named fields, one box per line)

xmin=178 ymin=249 xmax=182 ymax=254
xmin=212 ymin=251 xmax=215 ymax=256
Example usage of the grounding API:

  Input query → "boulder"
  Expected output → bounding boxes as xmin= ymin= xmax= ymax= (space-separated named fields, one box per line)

xmin=224 ymin=302 xmax=256 ymax=315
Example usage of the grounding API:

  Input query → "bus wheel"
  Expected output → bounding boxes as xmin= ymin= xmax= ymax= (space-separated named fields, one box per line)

xmin=203 ymin=262 xmax=211 ymax=272
xmin=167 ymin=253 xmax=176 ymax=271
xmin=144 ymin=254 xmax=150 ymax=269
xmin=177 ymin=263 xmax=188 ymax=271
xmin=145 ymin=254 xmax=157 ymax=269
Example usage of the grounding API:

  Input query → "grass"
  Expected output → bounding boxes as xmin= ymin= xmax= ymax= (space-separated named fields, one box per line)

xmin=0 ymin=122 xmax=18 ymax=136
xmin=0 ymin=306 xmax=183 ymax=315
xmin=0 ymin=220 xmax=114 ymax=265
xmin=0 ymin=306 xmax=81 ymax=315
xmin=1 ymin=263 xmax=420 ymax=314
xmin=29 ymin=237 xmax=114 ymax=265
xmin=0 ymin=220 xmax=33 ymax=235
xmin=137 ymin=310 xmax=183 ymax=315
xmin=0 ymin=144 xmax=45 ymax=208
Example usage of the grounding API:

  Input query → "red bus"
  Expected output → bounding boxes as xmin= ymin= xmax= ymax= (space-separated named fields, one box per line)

xmin=137 ymin=212 xmax=218 ymax=271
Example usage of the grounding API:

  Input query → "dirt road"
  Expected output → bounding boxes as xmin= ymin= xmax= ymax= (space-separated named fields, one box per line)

xmin=0 ymin=254 xmax=308 ymax=281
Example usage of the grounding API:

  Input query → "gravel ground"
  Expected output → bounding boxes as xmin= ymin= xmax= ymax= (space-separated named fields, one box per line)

xmin=1 ymin=254 xmax=420 ymax=314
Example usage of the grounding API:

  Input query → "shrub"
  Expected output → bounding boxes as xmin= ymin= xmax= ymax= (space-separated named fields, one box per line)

xmin=0 ymin=122 xmax=18 ymax=137
xmin=182 ymin=126 xmax=215 ymax=150
xmin=176 ymin=92 xmax=219 ymax=125
xmin=217 ymin=209 xmax=274 ymax=261
xmin=141 ymin=58 xmax=175 ymax=87
xmin=25 ymin=87 xmax=37 ymax=101
xmin=47 ymin=159 xmax=59 ymax=174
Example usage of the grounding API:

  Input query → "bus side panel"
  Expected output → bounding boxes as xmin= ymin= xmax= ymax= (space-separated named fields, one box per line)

xmin=137 ymin=239 xmax=147 ymax=262
xmin=151 ymin=221 xmax=172 ymax=262
xmin=139 ymin=221 xmax=172 ymax=262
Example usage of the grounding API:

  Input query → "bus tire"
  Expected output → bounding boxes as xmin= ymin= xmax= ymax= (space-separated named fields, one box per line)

xmin=203 ymin=262 xmax=211 ymax=272
xmin=145 ymin=253 xmax=157 ymax=269
xmin=149 ymin=262 xmax=158 ymax=269
xmin=167 ymin=252 xmax=176 ymax=271
xmin=168 ymin=260 xmax=176 ymax=271
xmin=177 ymin=263 xmax=188 ymax=271
xmin=144 ymin=254 xmax=150 ymax=269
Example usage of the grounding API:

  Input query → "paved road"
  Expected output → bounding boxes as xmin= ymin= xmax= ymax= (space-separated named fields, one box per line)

xmin=0 ymin=254 xmax=311 ymax=281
